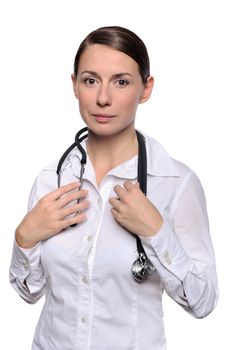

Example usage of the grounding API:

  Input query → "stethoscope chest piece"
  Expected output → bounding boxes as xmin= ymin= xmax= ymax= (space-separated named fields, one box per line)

xmin=132 ymin=252 xmax=155 ymax=283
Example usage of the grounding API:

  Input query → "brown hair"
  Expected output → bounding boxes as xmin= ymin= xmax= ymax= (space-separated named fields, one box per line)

xmin=73 ymin=26 xmax=150 ymax=84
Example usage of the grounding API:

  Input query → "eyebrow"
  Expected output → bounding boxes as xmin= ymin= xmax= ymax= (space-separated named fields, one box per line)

xmin=80 ymin=70 xmax=133 ymax=79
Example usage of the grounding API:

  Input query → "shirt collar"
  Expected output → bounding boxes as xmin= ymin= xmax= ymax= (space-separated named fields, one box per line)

xmin=145 ymin=133 xmax=180 ymax=177
xmin=68 ymin=132 xmax=180 ymax=180
xmin=108 ymin=133 xmax=180 ymax=179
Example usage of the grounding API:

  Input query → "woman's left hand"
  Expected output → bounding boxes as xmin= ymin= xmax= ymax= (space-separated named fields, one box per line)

xmin=109 ymin=180 xmax=163 ymax=237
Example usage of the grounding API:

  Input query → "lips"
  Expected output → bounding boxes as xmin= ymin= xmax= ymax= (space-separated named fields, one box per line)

xmin=92 ymin=114 xmax=116 ymax=122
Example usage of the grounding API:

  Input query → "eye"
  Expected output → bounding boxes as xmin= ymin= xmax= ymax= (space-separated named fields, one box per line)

xmin=83 ymin=78 xmax=98 ymax=86
xmin=115 ymin=79 xmax=129 ymax=87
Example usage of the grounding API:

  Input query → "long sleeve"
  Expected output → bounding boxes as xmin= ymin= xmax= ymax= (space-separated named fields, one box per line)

xmin=143 ymin=171 xmax=219 ymax=318
xmin=9 ymin=240 xmax=45 ymax=303
xmin=9 ymin=177 xmax=46 ymax=304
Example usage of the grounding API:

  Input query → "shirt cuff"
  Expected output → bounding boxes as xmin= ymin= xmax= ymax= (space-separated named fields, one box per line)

xmin=142 ymin=219 xmax=193 ymax=281
xmin=10 ymin=239 xmax=42 ymax=283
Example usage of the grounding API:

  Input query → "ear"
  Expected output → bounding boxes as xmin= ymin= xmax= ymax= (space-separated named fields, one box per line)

xmin=71 ymin=74 xmax=79 ymax=100
xmin=139 ymin=76 xmax=154 ymax=104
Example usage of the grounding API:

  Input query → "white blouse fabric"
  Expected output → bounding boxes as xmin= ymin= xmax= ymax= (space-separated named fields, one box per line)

xmin=9 ymin=133 xmax=218 ymax=350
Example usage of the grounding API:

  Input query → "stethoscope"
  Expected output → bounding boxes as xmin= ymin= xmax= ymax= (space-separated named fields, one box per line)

xmin=56 ymin=127 xmax=155 ymax=283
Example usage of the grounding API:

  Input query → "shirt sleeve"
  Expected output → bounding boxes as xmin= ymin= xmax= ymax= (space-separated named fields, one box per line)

xmin=9 ymin=177 xmax=46 ymax=304
xmin=142 ymin=171 xmax=219 ymax=318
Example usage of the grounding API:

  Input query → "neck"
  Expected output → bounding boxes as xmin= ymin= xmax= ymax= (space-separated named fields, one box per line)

xmin=86 ymin=126 xmax=138 ymax=185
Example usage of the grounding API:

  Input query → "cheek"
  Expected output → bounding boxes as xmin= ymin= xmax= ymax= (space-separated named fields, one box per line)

xmin=77 ymin=90 xmax=94 ymax=108
xmin=119 ymin=91 xmax=141 ymax=111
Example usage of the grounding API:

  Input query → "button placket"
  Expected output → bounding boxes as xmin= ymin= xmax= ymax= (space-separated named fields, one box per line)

xmin=76 ymin=261 xmax=91 ymax=347
xmin=84 ymin=195 xmax=102 ymax=244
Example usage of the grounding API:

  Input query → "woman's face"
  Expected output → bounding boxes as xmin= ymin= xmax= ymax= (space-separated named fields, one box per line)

xmin=72 ymin=44 xmax=153 ymax=137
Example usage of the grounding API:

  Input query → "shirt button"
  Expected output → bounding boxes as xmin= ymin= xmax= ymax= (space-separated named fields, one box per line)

xmin=81 ymin=316 xmax=87 ymax=323
xmin=22 ymin=260 xmax=29 ymax=270
xmin=87 ymin=235 xmax=92 ymax=241
xmin=97 ymin=198 xmax=102 ymax=206
xmin=82 ymin=276 xmax=88 ymax=284
xmin=163 ymin=251 xmax=172 ymax=265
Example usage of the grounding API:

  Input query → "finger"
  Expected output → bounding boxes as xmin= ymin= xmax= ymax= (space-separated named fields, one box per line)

xmin=109 ymin=197 xmax=122 ymax=211
xmin=113 ymin=185 xmax=127 ymax=200
xmin=124 ymin=180 xmax=139 ymax=192
xmin=62 ymin=199 xmax=90 ymax=217
xmin=111 ymin=207 xmax=120 ymax=220
xmin=62 ymin=212 xmax=87 ymax=228
xmin=57 ymin=188 xmax=88 ymax=208
xmin=111 ymin=208 xmax=124 ymax=225
xmin=48 ymin=182 xmax=81 ymax=201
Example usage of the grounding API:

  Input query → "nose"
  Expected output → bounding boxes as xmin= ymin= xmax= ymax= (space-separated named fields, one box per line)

xmin=96 ymin=84 xmax=112 ymax=107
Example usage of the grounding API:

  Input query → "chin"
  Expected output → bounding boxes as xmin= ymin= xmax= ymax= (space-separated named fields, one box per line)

xmin=89 ymin=123 xmax=134 ymax=137
xmin=81 ymin=115 xmax=135 ymax=138
xmin=88 ymin=126 xmax=119 ymax=138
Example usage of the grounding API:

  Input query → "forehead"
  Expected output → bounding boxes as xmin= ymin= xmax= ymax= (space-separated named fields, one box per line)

xmin=78 ymin=44 xmax=140 ymax=75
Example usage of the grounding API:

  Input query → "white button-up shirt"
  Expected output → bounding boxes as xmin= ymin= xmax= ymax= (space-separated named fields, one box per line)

xmin=9 ymin=133 xmax=218 ymax=350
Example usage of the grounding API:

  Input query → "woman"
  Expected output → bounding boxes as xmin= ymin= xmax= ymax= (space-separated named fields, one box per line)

xmin=10 ymin=26 xmax=218 ymax=350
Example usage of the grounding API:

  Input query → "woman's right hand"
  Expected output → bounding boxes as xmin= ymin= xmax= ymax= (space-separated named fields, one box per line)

xmin=15 ymin=182 xmax=89 ymax=249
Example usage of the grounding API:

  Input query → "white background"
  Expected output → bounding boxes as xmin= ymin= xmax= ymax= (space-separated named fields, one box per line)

xmin=0 ymin=0 xmax=232 ymax=349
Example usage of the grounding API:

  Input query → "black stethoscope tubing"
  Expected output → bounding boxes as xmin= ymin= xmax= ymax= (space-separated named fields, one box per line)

xmin=57 ymin=127 xmax=155 ymax=283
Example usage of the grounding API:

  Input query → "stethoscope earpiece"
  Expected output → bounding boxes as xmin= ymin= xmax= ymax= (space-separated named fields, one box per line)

xmin=57 ymin=127 xmax=155 ymax=283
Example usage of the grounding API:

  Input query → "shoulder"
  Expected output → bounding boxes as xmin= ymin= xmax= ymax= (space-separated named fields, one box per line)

xmin=31 ymin=146 xmax=80 ymax=198
xmin=40 ymin=159 xmax=60 ymax=172
xmin=143 ymin=132 xmax=194 ymax=179
xmin=30 ymin=160 xmax=59 ymax=201
xmin=143 ymin=132 xmax=206 ymax=204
